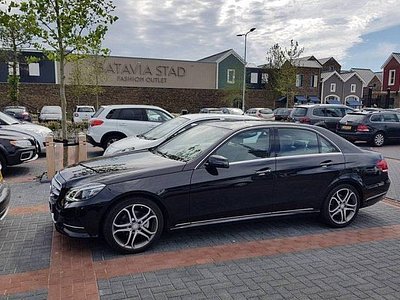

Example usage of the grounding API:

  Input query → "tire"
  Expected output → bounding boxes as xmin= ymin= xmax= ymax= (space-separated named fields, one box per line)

xmin=321 ymin=184 xmax=360 ymax=228
xmin=103 ymin=197 xmax=164 ymax=254
xmin=371 ymin=132 xmax=385 ymax=147
xmin=102 ymin=133 xmax=125 ymax=150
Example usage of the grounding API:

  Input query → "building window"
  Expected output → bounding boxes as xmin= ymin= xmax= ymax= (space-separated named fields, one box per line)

xmin=8 ymin=62 xmax=20 ymax=76
xmin=28 ymin=63 xmax=40 ymax=76
xmin=350 ymin=84 xmax=356 ymax=93
xmin=330 ymin=83 xmax=336 ymax=92
xmin=296 ymin=74 xmax=304 ymax=87
xmin=310 ymin=75 xmax=318 ymax=88
xmin=261 ymin=73 xmax=269 ymax=84
xmin=388 ymin=69 xmax=396 ymax=86
xmin=250 ymin=73 xmax=258 ymax=84
xmin=227 ymin=69 xmax=235 ymax=84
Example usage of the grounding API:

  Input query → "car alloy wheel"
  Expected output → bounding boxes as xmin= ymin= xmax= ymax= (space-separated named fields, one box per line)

xmin=372 ymin=132 xmax=385 ymax=147
xmin=104 ymin=198 xmax=163 ymax=253
xmin=322 ymin=184 xmax=359 ymax=228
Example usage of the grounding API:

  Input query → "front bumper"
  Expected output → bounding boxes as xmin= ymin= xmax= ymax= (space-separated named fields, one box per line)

xmin=7 ymin=146 xmax=38 ymax=166
xmin=0 ymin=183 xmax=11 ymax=220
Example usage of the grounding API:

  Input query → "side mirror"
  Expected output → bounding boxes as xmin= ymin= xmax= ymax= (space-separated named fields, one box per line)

xmin=206 ymin=155 xmax=229 ymax=169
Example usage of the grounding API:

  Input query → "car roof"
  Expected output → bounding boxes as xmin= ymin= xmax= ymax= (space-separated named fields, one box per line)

xmin=179 ymin=113 xmax=259 ymax=121
xmin=76 ymin=105 xmax=95 ymax=108
xmin=101 ymin=104 xmax=168 ymax=110
xmin=294 ymin=104 xmax=349 ymax=108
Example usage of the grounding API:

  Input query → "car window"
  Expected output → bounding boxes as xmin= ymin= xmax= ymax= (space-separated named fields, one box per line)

xmin=146 ymin=109 xmax=172 ymax=122
xmin=214 ymin=129 xmax=270 ymax=163
xmin=260 ymin=108 xmax=273 ymax=114
xmin=107 ymin=108 xmax=145 ymax=121
xmin=292 ymin=107 xmax=307 ymax=117
xmin=92 ymin=107 xmax=105 ymax=118
xmin=320 ymin=136 xmax=339 ymax=153
xmin=313 ymin=108 xmax=325 ymax=117
xmin=382 ymin=113 xmax=398 ymax=122
xmin=77 ymin=107 xmax=95 ymax=112
xmin=277 ymin=128 xmax=319 ymax=157
xmin=325 ymin=108 xmax=341 ymax=117
xmin=370 ymin=114 xmax=382 ymax=122
xmin=155 ymin=124 xmax=229 ymax=162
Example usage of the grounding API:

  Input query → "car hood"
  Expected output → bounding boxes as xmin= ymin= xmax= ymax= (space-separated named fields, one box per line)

xmin=104 ymin=135 xmax=161 ymax=156
xmin=10 ymin=123 xmax=52 ymax=136
xmin=59 ymin=150 xmax=186 ymax=187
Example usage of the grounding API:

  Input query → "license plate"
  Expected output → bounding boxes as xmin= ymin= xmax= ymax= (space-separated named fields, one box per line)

xmin=341 ymin=125 xmax=352 ymax=130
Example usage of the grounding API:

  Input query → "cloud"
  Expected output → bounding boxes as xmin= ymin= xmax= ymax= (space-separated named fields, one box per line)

xmin=103 ymin=0 xmax=400 ymax=66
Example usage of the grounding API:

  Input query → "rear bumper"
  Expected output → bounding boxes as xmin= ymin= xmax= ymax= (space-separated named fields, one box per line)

xmin=337 ymin=131 xmax=373 ymax=142
xmin=86 ymin=134 xmax=102 ymax=147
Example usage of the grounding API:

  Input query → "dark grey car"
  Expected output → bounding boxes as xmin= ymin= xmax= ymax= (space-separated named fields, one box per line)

xmin=288 ymin=104 xmax=355 ymax=132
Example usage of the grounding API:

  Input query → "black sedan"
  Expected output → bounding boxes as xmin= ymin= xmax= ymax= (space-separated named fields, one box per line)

xmin=49 ymin=121 xmax=390 ymax=253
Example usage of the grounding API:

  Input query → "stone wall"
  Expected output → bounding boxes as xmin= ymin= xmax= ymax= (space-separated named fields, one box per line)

xmin=0 ymin=83 xmax=278 ymax=114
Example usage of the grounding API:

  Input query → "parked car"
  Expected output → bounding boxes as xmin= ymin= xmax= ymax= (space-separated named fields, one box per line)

xmin=273 ymin=108 xmax=292 ymax=121
xmin=39 ymin=106 xmax=62 ymax=122
xmin=220 ymin=107 xmax=244 ymax=115
xmin=104 ymin=113 xmax=260 ymax=156
xmin=199 ymin=108 xmax=224 ymax=114
xmin=50 ymin=121 xmax=389 ymax=254
xmin=73 ymin=105 xmax=96 ymax=123
xmin=246 ymin=108 xmax=274 ymax=120
xmin=288 ymin=104 xmax=355 ymax=132
xmin=0 ymin=129 xmax=38 ymax=172
xmin=0 ymin=112 xmax=52 ymax=154
xmin=3 ymin=106 xmax=32 ymax=122
xmin=0 ymin=164 xmax=11 ymax=220
xmin=337 ymin=110 xmax=400 ymax=146
xmin=86 ymin=105 xmax=174 ymax=150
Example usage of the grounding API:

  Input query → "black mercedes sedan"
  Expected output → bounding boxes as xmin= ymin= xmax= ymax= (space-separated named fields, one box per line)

xmin=49 ymin=121 xmax=390 ymax=253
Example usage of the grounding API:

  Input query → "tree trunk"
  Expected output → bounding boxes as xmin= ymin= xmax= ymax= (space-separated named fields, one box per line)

xmin=59 ymin=55 xmax=69 ymax=167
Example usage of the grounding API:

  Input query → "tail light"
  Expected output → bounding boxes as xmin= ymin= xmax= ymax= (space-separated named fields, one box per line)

xmin=299 ymin=117 xmax=310 ymax=124
xmin=90 ymin=119 xmax=104 ymax=127
xmin=356 ymin=124 xmax=369 ymax=132
xmin=376 ymin=159 xmax=388 ymax=173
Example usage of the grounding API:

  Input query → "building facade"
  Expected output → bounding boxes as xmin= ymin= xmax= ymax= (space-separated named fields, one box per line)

xmin=381 ymin=53 xmax=400 ymax=92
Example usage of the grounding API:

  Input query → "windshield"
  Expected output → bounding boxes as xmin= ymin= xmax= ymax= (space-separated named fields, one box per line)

xmin=142 ymin=116 xmax=188 ymax=140
xmin=0 ymin=111 xmax=20 ymax=125
xmin=340 ymin=114 xmax=366 ymax=123
xmin=155 ymin=124 xmax=229 ymax=162
xmin=292 ymin=107 xmax=307 ymax=117
xmin=92 ymin=107 xmax=105 ymax=118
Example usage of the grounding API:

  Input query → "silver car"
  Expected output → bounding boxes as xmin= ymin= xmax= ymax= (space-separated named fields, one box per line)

xmin=104 ymin=113 xmax=259 ymax=156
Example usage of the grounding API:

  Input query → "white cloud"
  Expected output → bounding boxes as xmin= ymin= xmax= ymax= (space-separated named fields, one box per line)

xmin=103 ymin=0 xmax=400 ymax=67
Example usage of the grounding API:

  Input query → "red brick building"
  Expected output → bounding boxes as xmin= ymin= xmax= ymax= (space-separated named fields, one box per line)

xmin=381 ymin=53 xmax=400 ymax=92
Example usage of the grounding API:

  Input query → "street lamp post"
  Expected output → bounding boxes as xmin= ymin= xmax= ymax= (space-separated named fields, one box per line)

xmin=237 ymin=27 xmax=256 ymax=112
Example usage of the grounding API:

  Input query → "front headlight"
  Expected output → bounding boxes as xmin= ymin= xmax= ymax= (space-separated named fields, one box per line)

xmin=10 ymin=139 xmax=32 ymax=147
xmin=65 ymin=183 xmax=105 ymax=202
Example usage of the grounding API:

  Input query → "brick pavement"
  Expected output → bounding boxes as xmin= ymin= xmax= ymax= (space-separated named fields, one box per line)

xmin=0 ymin=144 xmax=400 ymax=299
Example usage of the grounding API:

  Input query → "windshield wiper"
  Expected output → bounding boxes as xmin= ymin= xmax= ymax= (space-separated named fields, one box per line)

xmin=79 ymin=163 xmax=99 ymax=173
xmin=153 ymin=150 xmax=184 ymax=161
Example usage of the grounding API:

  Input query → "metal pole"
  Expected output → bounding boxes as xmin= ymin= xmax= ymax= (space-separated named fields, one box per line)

xmin=242 ymin=34 xmax=247 ymax=112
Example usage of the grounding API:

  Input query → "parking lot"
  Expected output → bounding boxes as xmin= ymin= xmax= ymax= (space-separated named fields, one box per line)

xmin=1 ymin=144 xmax=400 ymax=299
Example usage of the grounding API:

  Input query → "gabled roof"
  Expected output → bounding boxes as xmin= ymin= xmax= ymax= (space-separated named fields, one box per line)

xmin=381 ymin=52 xmax=400 ymax=69
xmin=340 ymin=71 xmax=366 ymax=84
xmin=375 ymin=72 xmax=383 ymax=82
xmin=321 ymin=71 xmax=344 ymax=82
xmin=351 ymin=68 xmax=382 ymax=85
xmin=291 ymin=56 xmax=322 ymax=68
xmin=198 ymin=49 xmax=244 ymax=64
xmin=318 ymin=57 xmax=341 ymax=67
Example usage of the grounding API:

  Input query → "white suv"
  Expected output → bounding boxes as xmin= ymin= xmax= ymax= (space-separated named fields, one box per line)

xmin=73 ymin=106 xmax=96 ymax=123
xmin=86 ymin=105 xmax=173 ymax=149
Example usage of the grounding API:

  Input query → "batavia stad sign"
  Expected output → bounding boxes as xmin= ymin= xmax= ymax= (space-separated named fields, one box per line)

xmin=64 ymin=56 xmax=217 ymax=89
xmin=103 ymin=62 xmax=186 ymax=84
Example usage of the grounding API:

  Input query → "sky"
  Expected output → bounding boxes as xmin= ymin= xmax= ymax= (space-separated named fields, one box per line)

xmin=102 ymin=0 xmax=400 ymax=72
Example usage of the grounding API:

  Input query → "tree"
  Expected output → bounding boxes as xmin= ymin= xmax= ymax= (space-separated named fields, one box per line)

xmin=20 ymin=0 xmax=118 ymax=166
xmin=265 ymin=40 xmax=304 ymax=107
xmin=0 ymin=1 xmax=32 ymax=104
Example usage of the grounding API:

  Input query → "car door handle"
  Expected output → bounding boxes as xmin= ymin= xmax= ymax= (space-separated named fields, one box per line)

xmin=255 ymin=169 xmax=271 ymax=176
xmin=320 ymin=160 xmax=332 ymax=168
